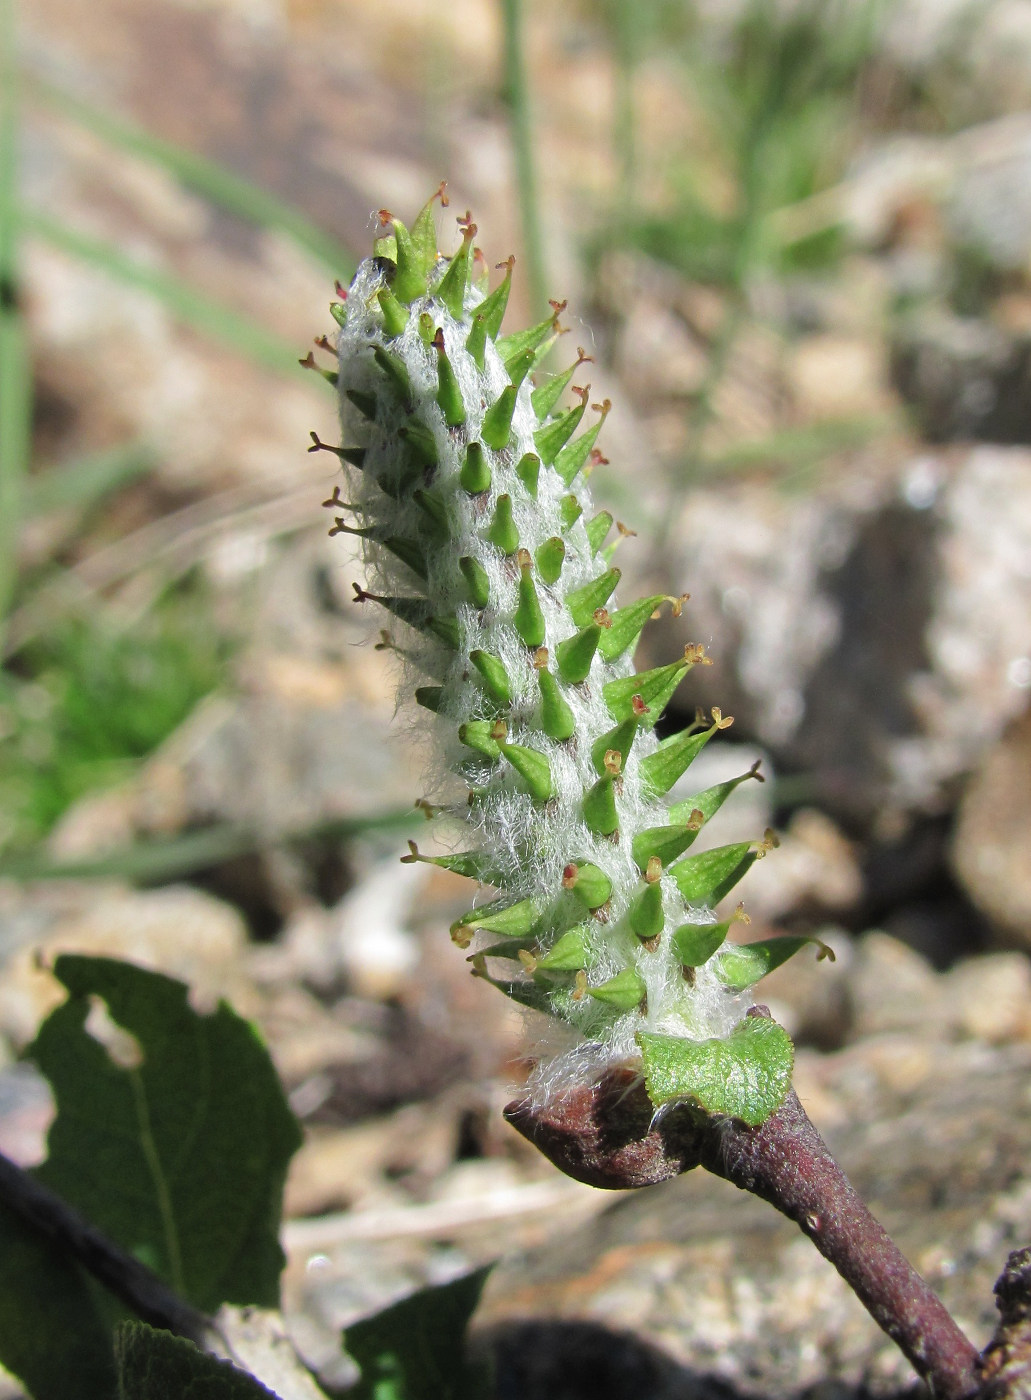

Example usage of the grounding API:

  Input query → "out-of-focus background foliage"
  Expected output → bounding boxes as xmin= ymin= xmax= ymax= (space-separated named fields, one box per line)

xmin=3 ymin=0 xmax=1031 ymax=1395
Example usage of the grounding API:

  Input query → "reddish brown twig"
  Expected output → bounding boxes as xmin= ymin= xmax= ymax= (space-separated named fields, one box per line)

xmin=506 ymin=1042 xmax=982 ymax=1400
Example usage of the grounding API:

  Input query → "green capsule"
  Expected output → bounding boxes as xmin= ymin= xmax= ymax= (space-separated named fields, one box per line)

xmin=597 ymin=595 xmax=668 ymax=662
xmin=466 ymin=311 xmax=489 ymax=371
xmin=498 ymin=741 xmax=554 ymax=803
xmin=631 ymin=820 xmax=703 ymax=871
xmin=337 ymin=525 xmax=428 ymax=579
xmin=715 ymin=936 xmax=833 ymax=993
xmin=401 ymin=841 xmax=502 ymax=884
xmin=515 ymin=452 xmax=541 ymax=498
xmin=669 ymin=843 xmax=755 ymax=905
xmin=433 ymin=330 xmax=466 ymax=426
xmin=345 ymin=389 xmax=377 ymax=421
xmin=537 ymin=667 xmax=576 ymax=741
xmin=486 ymin=495 xmax=519 ymax=555
xmin=602 ymin=658 xmax=693 ymax=727
xmin=582 ymin=773 xmax=619 ymax=836
xmin=355 ymin=591 xmax=427 ymax=632
xmin=534 ymin=391 xmax=588 ymax=465
xmin=461 ymin=441 xmax=491 ymax=494
xmin=590 ymin=718 xmax=638 ymax=776
xmin=559 ymin=494 xmax=582 ymax=530
xmin=639 ymin=717 xmax=722 ymax=797
xmin=412 ymin=488 xmax=448 ymax=533
xmin=479 ymin=255 xmax=514 ymax=338
xmin=339 ymin=446 xmax=366 ymax=469
xmin=554 ymin=400 xmax=609 ymax=486
xmin=436 ymin=216 xmax=476 ymax=320
xmin=410 ymin=186 xmax=443 ymax=274
xmin=585 ymin=511 xmax=613 ymax=554
xmin=329 ymin=301 xmax=348 ymax=328
xmin=587 ymin=966 xmax=646 ymax=1011
xmin=459 ymin=720 xmax=503 ymax=760
xmin=630 ymin=881 xmax=664 ymax=941
xmin=531 ymin=348 xmax=588 ymax=420
xmin=384 ymin=215 xmax=427 ymax=303
xmin=481 ymin=384 xmax=518 ymax=451
xmin=399 ymin=420 xmax=438 ymax=467
xmin=453 ymin=897 xmax=539 ymax=941
xmin=667 ymin=762 xmax=764 ymax=827
xmin=555 ymin=624 xmax=601 ymax=684
xmin=427 ymin=615 xmax=462 ymax=649
xmin=418 ymin=311 xmax=435 ymax=345
xmin=470 ymin=649 xmax=511 ymax=705
xmin=415 ymin=686 xmax=442 ymax=712
xmin=562 ymin=861 xmax=612 ymax=909
xmin=672 ymin=922 xmax=728 ymax=968
xmin=514 ymin=553 xmax=546 ymax=648
xmin=377 ymin=287 xmax=408 ymax=337
xmin=497 ymin=305 xmax=562 ymax=371
xmin=535 ymin=536 xmax=565 ymax=585
xmin=535 ymin=923 xmax=591 ymax=972
xmin=459 ymin=555 xmax=491 ymax=608
xmin=566 ymin=568 xmax=620 ymax=627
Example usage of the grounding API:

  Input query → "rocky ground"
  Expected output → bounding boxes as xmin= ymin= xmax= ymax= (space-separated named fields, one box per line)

xmin=6 ymin=0 xmax=1031 ymax=1395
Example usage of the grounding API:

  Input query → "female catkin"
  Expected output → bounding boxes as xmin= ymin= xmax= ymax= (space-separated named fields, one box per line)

xmin=317 ymin=192 xmax=820 ymax=1125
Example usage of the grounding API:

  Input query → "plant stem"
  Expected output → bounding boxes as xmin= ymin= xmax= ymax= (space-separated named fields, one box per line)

xmin=500 ymin=0 xmax=548 ymax=315
xmin=0 ymin=1148 xmax=207 ymax=1342
xmin=0 ymin=0 xmax=31 ymax=648
xmin=506 ymin=1016 xmax=982 ymax=1399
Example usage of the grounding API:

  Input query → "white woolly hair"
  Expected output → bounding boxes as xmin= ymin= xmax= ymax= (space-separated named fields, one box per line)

xmin=334 ymin=244 xmax=750 ymax=1101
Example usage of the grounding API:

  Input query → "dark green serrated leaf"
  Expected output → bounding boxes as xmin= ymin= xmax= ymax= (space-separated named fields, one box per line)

xmin=31 ymin=956 xmax=302 ymax=1315
xmin=637 ymin=1017 xmax=794 ymax=1125
xmin=345 ymin=1267 xmax=493 ymax=1400
xmin=115 ymin=1322 xmax=280 ymax=1400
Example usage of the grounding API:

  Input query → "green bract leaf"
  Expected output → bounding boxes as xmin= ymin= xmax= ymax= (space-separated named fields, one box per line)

xmin=31 ymin=956 xmax=301 ymax=1313
xmin=345 ymin=1267 xmax=493 ymax=1400
xmin=637 ymin=1017 xmax=794 ymax=1125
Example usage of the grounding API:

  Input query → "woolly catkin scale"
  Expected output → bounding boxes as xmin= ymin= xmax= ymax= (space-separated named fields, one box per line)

xmin=319 ymin=193 xmax=822 ymax=1126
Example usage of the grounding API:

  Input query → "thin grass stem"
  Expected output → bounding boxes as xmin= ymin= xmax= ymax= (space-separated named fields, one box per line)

xmin=500 ymin=0 xmax=548 ymax=315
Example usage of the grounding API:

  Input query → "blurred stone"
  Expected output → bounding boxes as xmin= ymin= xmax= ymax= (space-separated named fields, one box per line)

xmin=788 ymin=334 xmax=893 ymax=423
xmin=952 ymin=706 xmax=1031 ymax=945
xmin=945 ymin=953 xmax=1031 ymax=1044
xmin=664 ymin=445 xmax=1031 ymax=827
xmin=848 ymin=930 xmax=946 ymax=1038
xmin=0 ymin=883 xmax=252 ymax=1049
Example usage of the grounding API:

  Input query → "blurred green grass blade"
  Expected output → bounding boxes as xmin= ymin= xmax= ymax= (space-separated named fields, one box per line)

xmin=0 ymin=806 xmax=420 ymax=884
xmin=500 ymin=0 xmax=547 ymax=314
xmin=0 ymin=0 xmax=31 ymax=640
xmin=29 ymin=75 xmax=355 ymax=279
xmin=20 ymin=208 xmax=305 ymax=375
xmin=24 ymin=440 xmax=156 ymax=518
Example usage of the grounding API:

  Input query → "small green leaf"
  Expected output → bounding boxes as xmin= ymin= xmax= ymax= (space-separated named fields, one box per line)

xmin=584 ymin=511 xmax=613 ymax=554
xmin=637 ymin=1017 xmax=794 ymax=1125
xmin=453 ymin=897 xmax=539 ymax=939
xmin=714 ymin=937 xmax=834 ymax=993
xmin=345 ymin=1267 xmax=493 ymax=1400
xmin=31 ymin=956 xmax=301 ymax=1314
